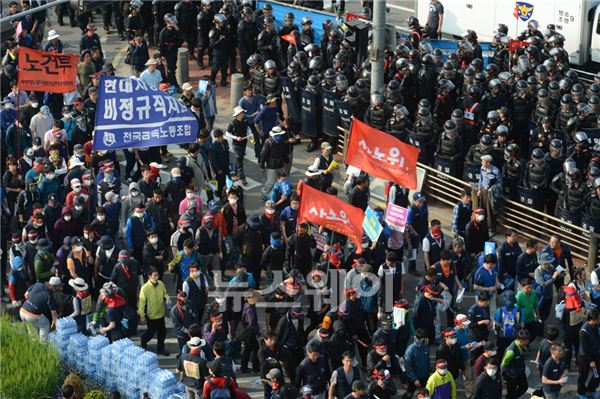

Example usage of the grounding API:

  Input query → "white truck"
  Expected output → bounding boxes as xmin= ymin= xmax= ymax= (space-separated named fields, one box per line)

xmin=417 ymin=0 xmax=600 ymax=66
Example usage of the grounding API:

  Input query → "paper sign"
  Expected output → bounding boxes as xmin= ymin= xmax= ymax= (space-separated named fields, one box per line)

xmin=315 ymin=233 xmax=327 ymax=251
xmin=362 ymin=207 xmax=383 ymax=242
xmin=484 ymin=241 xmax=496 ymax=255
xmin=385 ymin=202 xmax=408 ymax=232
xmin=197 ymin=80 xmax=209 ymax=95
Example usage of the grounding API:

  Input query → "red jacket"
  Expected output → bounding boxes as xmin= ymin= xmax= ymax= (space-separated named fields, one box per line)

xmin=202 ymin=376 xmax=237 ymax=399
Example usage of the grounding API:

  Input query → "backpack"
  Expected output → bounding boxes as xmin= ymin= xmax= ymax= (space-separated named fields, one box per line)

xmin=76 ymin=293 xmax=93 ymax=315
xmin=500 ymin=307 xmax=519 ymax=339
xmin=207 ymin=378 xmax=233 ymax=399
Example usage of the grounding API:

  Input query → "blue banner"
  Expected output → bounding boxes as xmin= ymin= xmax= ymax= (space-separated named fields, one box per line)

xmin=93 ymin=76 xmax=199 ymax=150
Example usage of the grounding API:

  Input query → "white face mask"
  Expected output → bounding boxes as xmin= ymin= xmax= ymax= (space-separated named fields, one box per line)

xmin=97 ymin=215 xmax=106 ymax=222
xmin=75 ymin=245 xmax=83 ymax=252
xmin=476 ymin=215 xmax=485 ymax=222
xmin=75 ymin=206 xmax=83 ymax=211
xmin=447 ymin=338 xmax=457 ymax=345
xmin=73 ymin=186 xmax=81 ymax=193
xmin=105 ymin=246 xmax=115 ymax=257
xmin=131 ymin=190 xmax=139 ymax=197
xmin=149 ymin=237 xmax=158 ymax=244
xmin=186 ymin=192 xmax=195 ymax=199
xmin=85 ymin=234 xmax=93 ymax=240
xmin=135 ymin=212 xmax=144 ymax=218
xmin=266 ymin=208 xmax=275 ymax=214
xmin=64 ymin=215 xmax=72 ymax=221
xmin=489 ymin=351 xmax=497 ymax=356
xmin=438 ymin=368 xmax=447 ymax=376
xmin=31 ymin=102 xmax=39 ymax=108
xmin=228 ymin=198 xmax=237 ymax=205
xmin=46 ymin=173 xmax=55 ymax=180
xmin=486 ymin=368 xmax=498 ymax=378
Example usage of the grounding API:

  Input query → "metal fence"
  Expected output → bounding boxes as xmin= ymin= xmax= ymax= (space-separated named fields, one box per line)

xmin=337 ymin=127 xmax=599 ymax=269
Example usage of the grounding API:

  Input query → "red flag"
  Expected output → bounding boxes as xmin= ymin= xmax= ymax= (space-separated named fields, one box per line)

xmin=345 ymin=118 xmax=419 ymax=190
xmin=298 ymin=184 xmax=365 ymax=252
xmin=513 ymin=4 xmax=519 ymax=19
xmin=281 ymin=33 xmax=296 ymax=45
xmin=345 ymin=12 xmax=363 ymax=22
xmin=18 ymin=47 xmax=79 ymax=93
xmin=508 ymin=39 xmax=529 ymax=53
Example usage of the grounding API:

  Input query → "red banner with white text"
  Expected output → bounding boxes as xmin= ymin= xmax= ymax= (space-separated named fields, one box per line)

xmin=298 ymin=184 xmax=365 ymax=252
xmin=18 ymin=47 xmax=79 ymax=93
xmin=345 ymin=118 xmax=419 ymax=190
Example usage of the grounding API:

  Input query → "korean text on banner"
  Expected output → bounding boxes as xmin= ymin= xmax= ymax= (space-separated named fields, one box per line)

xmin=508 ymin=39 xmax=529 ymax=53
xmin=298 ymin=184 xmax=365 ymax=253
xmin=363 ymin=207 xmax=383 ymax=242
xmin=385 ymin=203 xmax=408 ymax=232
xmin=346 ymin=118 xmax=419 ymax=190
xmin=93 ymin=76 xmax=199 ymax=151
xmin=18 ymin=47 xmax=79 ymax=93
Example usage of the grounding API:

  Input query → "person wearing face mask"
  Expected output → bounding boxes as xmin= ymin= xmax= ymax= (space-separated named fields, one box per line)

xmin=4 ymin=114 xmax=32 ymax=158
xmin=65 ymin=178 xmax=89 ymax=209
xmin=15 ymin=178 xmax=41 ymax=228
xmin=94 ymin=235 xmax=119 ymax=289
xmin=474 ymin=342 xmax=499 ymax=378
xmin=500 ymin=329 xmax=531 ymax=399
xmin=179 ymin=185 xmax=203 ymax=217
xmin=125 ymin=203 xmax=156 ymax=263
xmin=259 ymin=126 xmax=290 ymax=201
xmin=196 ymin=215 xmax=222 ymax=277
xmin=436 ymin=329 xmax=464 ymax=382
xmin=425 ymin=359 xmax=456 ymax=399
xmin=169 ymin=239 xmax=206 ymax=291
xmin=259 ymin=201 xmax=279 ymax=243
xmin=66 ymin=236 xmax=94 ymax=290
xmin=183 ymin=202 xmax=202 ymax=232
xmin=102 ymin=192 xmax=122 ymax=240
xmin=121 ymin=182 xmax=146 ymax=222
xmin=186 ymin=143 xmax=209 ymax=198
xmin=222 ymin=192 xmax=246 ymax=237
xmin=53 ymin=208 xmax=80 ymax=251
xmin=285 ymin=223 xmax=313 ymax=277
xmin=82 ymin=225 xmax=97 ymax=258
xmin=367 ymin=338 xmax=402 ymax=380
xmin=170 ymin=291 xmax=199 ymax=351
xmin=404 ymin=329 xmax=431 ymax=398
xmin=30 ymin=105 xmax=54 ymax=143
xmin=367 ymin=368 xmax=397 ymax=399
xmin=33 ymin=237 xmax=57 ymax=283
xmin=38 ymin=165 xmax=61 ymax=203
xmin=280 ymin=194 xmax=300 ymax=242
xmin=91 ymin=207 xmax=111 ymax=239
xmin=473 ymin=357 xmax=502 ymax=399
xmin=143 ymin=229 xmax=169 ymax=280
xmin=260 ymin=232 xmax=286 ymax=279
xmin=138 ymin=267 xmax=170 ymax=356
xmin=43 ymin=193 xmax=62 ymax=242
xmin=464 ymin=208 xmax=489 ymax=259
xmin=413 ymin=283 xmax=443 ymax=343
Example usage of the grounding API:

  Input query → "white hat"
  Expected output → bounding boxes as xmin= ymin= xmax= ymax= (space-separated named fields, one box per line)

xmin=70 ymin=178 xmax=82 ymax=188
xmin=270 ymin=126 xmax=285 ymax=137
xmin=47 ymin=30 xmax=60 ymax=40
xmin=105 ymin=191 xmax=117 ymax=202
xmin=455 ymin=314 xmax=471 ymax=326
xmin=69 ymin=157 xmax=85 ymax=168
xmin=69 ymin=277 xmax=89 ymax=291
xmin=149 ymin=162 xmax=167 ymax=169
xmin=171 ymin=167 xmax=182 ymax=177
xmin=233 ymin=106 xmax=245 ymax=117
xmin=305 ymin=165 xmax=322 ymax=177
xmin=321 ymin=142 xmax=332 ymax=150
xmin=49 ymin=276 xmax=62 ymax=286
xmin=145 ymin=58 xmax=159 ymax=66
xmin=480 ymin=154 xmax=493 ymax=163
xmin=182 ymin=82 xmax=194 ymax=92
xmin=188 ymin=337 xmax=206 ymax=348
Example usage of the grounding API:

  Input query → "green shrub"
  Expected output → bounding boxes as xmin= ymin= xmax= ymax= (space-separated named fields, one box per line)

xmin=84 ymin=390 xmax=107 ymax=399
xmin=0 ymin=314 xmax=61 ymax=399
xmin=63 ymin=372 xmax=86 ymax=399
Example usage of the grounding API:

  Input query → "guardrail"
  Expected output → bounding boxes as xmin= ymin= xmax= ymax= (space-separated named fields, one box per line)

xmin=337 ymin=126 xmax=599 ymax=269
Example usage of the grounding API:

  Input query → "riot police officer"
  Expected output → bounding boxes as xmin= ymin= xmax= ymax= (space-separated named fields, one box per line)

xmin=344 ymin=86 xmax=363 ymax=119
xmin=305 ymin=75 xmax=322 ymax=152
xmin=433 ymin=79 xmax=456 ymax=126
xmin=569 ymin=132 xmax=592 ymax=174
xmin=418 ymin=54 xmax=437 ymax=104
xmin=300 ymin=16 xmax=314 ymax=46
xmin=196 ymin=0 xmax=214 ymax=68
xmin=209 ymin=13 xmax=232 ymax=87
xmin=459 ymin=84 xmax=484 ymax=150
xmin=410 ymin=107 xmax=438 ymax=164
xmin=530 ymin=116 xmax=561 ymax=154
xmin=322 ymin=68 xmax=336 ymax=91
xmin=247 ymin=54 xmax=265 ymax=96
xmin=159 ymin=14 xmax=186 ymax=89
xmin=385 ymin=105 xmax=411 ymax=142
xmin=544 ymin=139 xmax=565 ymax=214
xmin=502 ymin=143 xmax=524 ymax=200
xmin=466 ymin=134 xmax=494 ymax=164
xmin=553 ymin=167 xmax=587 ymax=225
xmin=278 ymin=12 xmax=299 ymax=69
xmin=257 ymin=17 xmax=279 ymax=66
xmin=332 ymin=75 xmax=348 ymax=97
xmin=555 ymin=94 xmax=575 ymax=133
xmin=508 ymin=80 xmax=535 ymax=152
xmin=262 ymin=59 xmax=282 ymax=107
xmin=174 ymin=0 xmax=199 ymax=56
xmin=385 ymin=80 xmax=404 ymax=109
xmin=435 ymin=120 xmax=463 ymax=177
xmin=364 ymin=93 xmax=392 ymax=132
xmin=532 ymin=88 xmax=557 ymax=124
xmin=238 ymin=7 xmax=260 ymax=80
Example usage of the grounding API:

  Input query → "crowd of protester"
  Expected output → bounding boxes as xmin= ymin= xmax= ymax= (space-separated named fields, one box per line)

xmin=4 ymin=0 xmax=600 ymax=399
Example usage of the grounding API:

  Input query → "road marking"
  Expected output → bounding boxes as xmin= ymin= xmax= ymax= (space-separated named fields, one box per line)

xmin=388 ymin=3 xmax=415 ymax=12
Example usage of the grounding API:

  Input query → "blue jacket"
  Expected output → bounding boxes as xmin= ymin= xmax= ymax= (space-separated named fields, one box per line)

xmin=0 ymin=108 xmax=16 ymax=134
xmin=125 ymin=212 xmax=155 ymax=249
xmin=404 ymin=342 xmax=430 ymax=381
xmin=540 ymin=243 xmax=573 ymax=270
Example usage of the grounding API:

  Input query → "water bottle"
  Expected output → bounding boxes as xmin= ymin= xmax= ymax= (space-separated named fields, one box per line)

xmin=253 ymin=379 xmax=262 ymax=386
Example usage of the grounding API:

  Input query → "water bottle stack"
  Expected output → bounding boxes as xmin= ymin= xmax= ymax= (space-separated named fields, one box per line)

xmin=98 ymin=344 xmax=114 ymax=386
xmin=146 ymin=368 xmax=178 ymax=399
xmin=55 ymin=317 xmax=78 ymax=361
xmin=86 ymin=335 xmax=109 ymax=377
xmin=67 ymin=333 xmax=88 ymax=369
xmin=118 ymin=345 xmax=145 ymax=398
xmin=133 ymin=350 xmax=159 ymax=388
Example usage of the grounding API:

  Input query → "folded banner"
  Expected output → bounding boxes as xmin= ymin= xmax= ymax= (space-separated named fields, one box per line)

xmin=94 ymin=76 xmax=199 ymax=150
xmin=298 ymin=184 xmax=365 ymax=253
xmin=18 ymin=47 xmax=79 ymax=93
xmin=281 ymin=33 xmax=296 ymax=45
xmin=508 ymin=39 xmax=529 ymax=53
xmin=346 ymin=118 xmax=419 ymax=190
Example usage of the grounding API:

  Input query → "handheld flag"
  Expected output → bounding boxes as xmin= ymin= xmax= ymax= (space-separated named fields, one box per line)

xmin=345 ymin=118 xmax=419 ymax=190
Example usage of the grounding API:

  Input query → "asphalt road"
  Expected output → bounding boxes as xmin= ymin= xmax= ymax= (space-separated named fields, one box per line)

xmin=5 ymin=3 xmax=586 ymax=398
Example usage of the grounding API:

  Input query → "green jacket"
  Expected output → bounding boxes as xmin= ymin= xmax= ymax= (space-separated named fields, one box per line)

xmin=138 ymin=280 xmax=168 ymax=320
xmin=34 ymin=251 xmax=56 ymax=282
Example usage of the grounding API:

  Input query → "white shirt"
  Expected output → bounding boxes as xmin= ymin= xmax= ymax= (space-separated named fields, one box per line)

xmin=140 ymin=68 xmax=163 ymax=89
